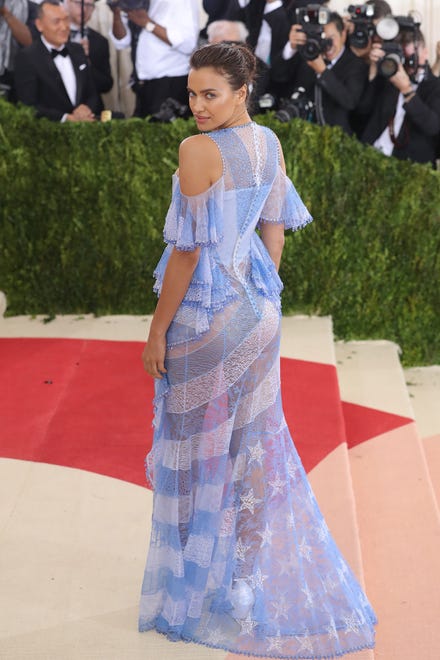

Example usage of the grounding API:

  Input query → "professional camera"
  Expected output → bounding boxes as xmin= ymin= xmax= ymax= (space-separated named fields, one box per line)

xmin=150 ymin=97 xmax=189 ymax=123
xmin=257 ymin=93 xmax=277 ymax=113
xmin=375 ymin=13 xmax=420 ymax=78
xmin=295 ymin=4 xmax=332 ymax=61
xmin=347 ymin=3 xmax=375 ymax=49
xmin=275 ymin=87 xmax=315 ymax=123
xmin=106 ymin=0 xmax=149 ymax=12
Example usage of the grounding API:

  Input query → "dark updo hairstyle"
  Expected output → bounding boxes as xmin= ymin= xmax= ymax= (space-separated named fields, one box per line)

xmin=189 ymin=42 xmax=257 ymax=107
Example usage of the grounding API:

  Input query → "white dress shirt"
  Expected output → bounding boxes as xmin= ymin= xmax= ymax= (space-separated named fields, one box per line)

xmin=254 ymin=0 xmax=283 ymax=65
xmin=373 ymin=71 xmax=423 ymax=157
xmin=110 ymin=0 xmax=199 ymax=80
xmin=41 ymin=34 xmax=76 ymax=107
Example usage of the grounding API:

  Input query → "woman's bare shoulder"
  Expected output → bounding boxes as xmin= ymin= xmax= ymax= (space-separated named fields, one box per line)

xmin=178 ymin=134 xmax=223 ymax=196
xmin=179 ymin=133 xmax=221 ymax=163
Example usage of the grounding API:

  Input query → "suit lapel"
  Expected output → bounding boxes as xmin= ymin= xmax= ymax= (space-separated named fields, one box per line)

xmin=36 ymin=38 xmax=74 ymax=109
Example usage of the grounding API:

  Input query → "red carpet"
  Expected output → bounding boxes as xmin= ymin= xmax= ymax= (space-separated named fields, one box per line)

xmin=0 ymin=338 xmax=412 ymax=486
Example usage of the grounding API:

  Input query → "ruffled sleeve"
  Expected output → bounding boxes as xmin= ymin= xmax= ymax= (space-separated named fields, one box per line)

xmin=163 ymin=174 xmax=224 ymax=250
xmin=153 ymin=174 xmax=239 ymax=346
xmin=259 ymin=166 xmax=313 ymax=232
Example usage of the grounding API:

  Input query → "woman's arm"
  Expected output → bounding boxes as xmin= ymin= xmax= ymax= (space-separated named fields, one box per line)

xmin=142 ymin=135 xmax=222 ymax=378
xmin=259 ymin=222 xmax=285 ymax=271
xmin=259 ymin=137 xmax=287 ymax=271
xmin=143 ymin=247 xmax=201 ymax=378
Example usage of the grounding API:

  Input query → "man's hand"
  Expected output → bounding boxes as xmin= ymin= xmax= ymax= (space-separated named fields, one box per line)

xmin=67 ymin=104 xmax=95 ymax=122
xmin=126 ymin=9 xmax=149 ymax=28
xmin=368 ymin=42 xmax=384 ymax=80
xmin=307 ymin=54 xmax=326 ymax=74
xmin=389 ymin=63 xmax=412 ymax=95
xmin=288 ymin=24 xmax=306 ymax=50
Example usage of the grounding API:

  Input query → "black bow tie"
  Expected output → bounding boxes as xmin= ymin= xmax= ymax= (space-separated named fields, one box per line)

xmin=51 ymin=46 xmax=69 ymax=58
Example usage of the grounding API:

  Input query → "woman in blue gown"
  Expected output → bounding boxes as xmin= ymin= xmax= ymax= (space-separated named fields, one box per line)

xmin=140 ymin=42 xmax=377 ymax=658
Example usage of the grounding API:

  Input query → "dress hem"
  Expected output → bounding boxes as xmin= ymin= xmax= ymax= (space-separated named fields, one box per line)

xmin=138 ymin=622 xmax=376 ymax=660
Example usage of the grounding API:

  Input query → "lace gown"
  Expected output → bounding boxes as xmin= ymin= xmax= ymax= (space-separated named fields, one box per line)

xmin=139 ymin=122 xmax=377 ymax=658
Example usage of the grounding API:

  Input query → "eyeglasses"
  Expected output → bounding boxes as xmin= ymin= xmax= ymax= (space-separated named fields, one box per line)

xmin=71 ymin=0 xmax=95 ymax=7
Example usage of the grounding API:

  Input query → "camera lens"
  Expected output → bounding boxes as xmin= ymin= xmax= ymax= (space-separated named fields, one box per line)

xmin=379 ymin=54 xmax=400 ymax=78
xmin=303 ymin=39 xmax=321 ymax=60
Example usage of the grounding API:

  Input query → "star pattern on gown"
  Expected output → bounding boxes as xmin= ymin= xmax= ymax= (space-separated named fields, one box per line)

xmin=239 ymin=488 xmax=262 ymax=515
xmin=326 ymin=616 xmax=339 ymax=641
xmin=301 ymin=583 xmax=314 ymax=609
xmin=323 ymin=574 xmax=338 ymax=593
xmin=235 ymin=537 xmax=251 ymax=562
xmin=248 ymin=567 xmax=268 ymax=590
xmin=268 ymin=472 xmax=287 ymax=497
xmin=206 ymin=627 xmax=224 ymax=645
xmin=248 ymin=441 xmax=265 ymax=464
xmin=298 ymin=536 xmax=313 ymax=563
xmin=343 ymin=610 xmax=362 ymax=635
xmin=294 ymin=630 xmax=314 ymax=653
xmin=286 ymin=455 xmax=300 ymax=479
xmin=271 ymin=594 xmax=289 ymax=620
xmin=277 ymin=554 xmax=297 ymax=576
xmin=286 ymin=510 xmax=295 ymax=529
xmin=266 ymin=630 xmax=284 ymax=652
xmin=239 ymin=614 xmax=258 ymax=636
xmin=257 ymin=522 xmax=273 ymax=547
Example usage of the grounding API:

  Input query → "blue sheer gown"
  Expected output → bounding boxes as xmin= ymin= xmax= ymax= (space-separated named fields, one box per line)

xmin=139 ymin=122 xmax=377 ymax=658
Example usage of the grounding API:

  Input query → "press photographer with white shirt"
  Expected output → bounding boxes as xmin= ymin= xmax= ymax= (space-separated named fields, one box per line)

xmin=109 ymin=0 xmax=199 ymax=118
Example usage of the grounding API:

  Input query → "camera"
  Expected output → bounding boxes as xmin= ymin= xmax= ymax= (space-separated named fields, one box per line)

xmin=150 ymin=97 xmax=189 ymax=123
xmin=375 ymin=13 xmax=420 ymax=78
xmin=106 ymin=0 xmax=149 ymax=12
xmin=275 ymin=87 xmax=315 ymax=123
xmin=295 ymin=4 xmax=332 ymax=61
xmin=347 ymin=3 xmax=375 ymax=49
xmin=257 ymin=93 xmax=277 ymax=113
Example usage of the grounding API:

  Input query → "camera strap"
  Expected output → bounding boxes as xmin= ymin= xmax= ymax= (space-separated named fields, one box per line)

xmin=314 ymin=85 xmax=325 ymax=126
xmin=388 ymin=114 xmax=410 ymax=149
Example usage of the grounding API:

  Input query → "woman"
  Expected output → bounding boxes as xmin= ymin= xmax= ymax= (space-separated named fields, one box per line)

xmin=140 ymin=42 xmax=377 ymax=658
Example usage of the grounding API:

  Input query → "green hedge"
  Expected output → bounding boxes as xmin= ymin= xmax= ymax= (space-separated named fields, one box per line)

xmin=1 ymin=99 xmax=439 ymax=365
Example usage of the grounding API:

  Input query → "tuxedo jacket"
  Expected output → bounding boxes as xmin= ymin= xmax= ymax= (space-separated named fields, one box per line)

xmin=272 ymin=47 xmax=368 ymax=134
xmin=360 ymin=70 xmax=440 ymax=165
xmin=239 ymin=0 xmax=291 ymax=59
xmin=14 ymin=37 xmax=101 ymax=121
xmin=86 ymin=28 xmax=113 ymax=98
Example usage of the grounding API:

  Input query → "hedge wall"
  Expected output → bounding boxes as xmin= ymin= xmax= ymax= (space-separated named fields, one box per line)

xmin=1 ymin=99 xmax=439 ymax=365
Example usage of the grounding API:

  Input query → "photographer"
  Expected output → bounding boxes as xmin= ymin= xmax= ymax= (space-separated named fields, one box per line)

xmin=345 ymin=0 xmax=391 ymax=63
xmin=359 ymin=22 xmax=440 ymax=166
xmin=273 ymin=10 xmax=368 ymax=134
xmin=109 ymin=0 xmax=199 ymax=118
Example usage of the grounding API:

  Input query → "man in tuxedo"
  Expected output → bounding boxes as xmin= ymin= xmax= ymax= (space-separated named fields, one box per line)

xmin=14 ymin=0 xmax=100 ymax=121
xmin=65 ymin=0 xmax=113 ymax=106
xmin=273 ymin=11 xmax=368 ymax=135
xmin=360 ymin=29 xmax=440 ymax=166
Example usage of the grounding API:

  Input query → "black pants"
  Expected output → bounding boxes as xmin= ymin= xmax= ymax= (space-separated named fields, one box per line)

xmin=134 ymin=75 xmax=188 ymax=118
xmin=0 ymin=70 xmax=17 ymax=103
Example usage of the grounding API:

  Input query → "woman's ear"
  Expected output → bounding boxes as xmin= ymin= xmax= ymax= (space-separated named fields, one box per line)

xmin=237 ymin=84 xmax=248 ymax=103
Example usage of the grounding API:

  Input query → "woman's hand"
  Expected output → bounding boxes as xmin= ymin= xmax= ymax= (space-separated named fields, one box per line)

xmin=142 ymin=332 xmax=167 ymax=379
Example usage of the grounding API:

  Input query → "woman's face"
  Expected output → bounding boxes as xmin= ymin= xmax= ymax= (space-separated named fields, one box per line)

xmin=187 ymin=66 xmax=247 ymax=131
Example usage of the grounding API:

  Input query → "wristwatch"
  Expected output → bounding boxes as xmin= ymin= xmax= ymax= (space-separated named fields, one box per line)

xmin=145 ymin=21 xmax=155 ymax=33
